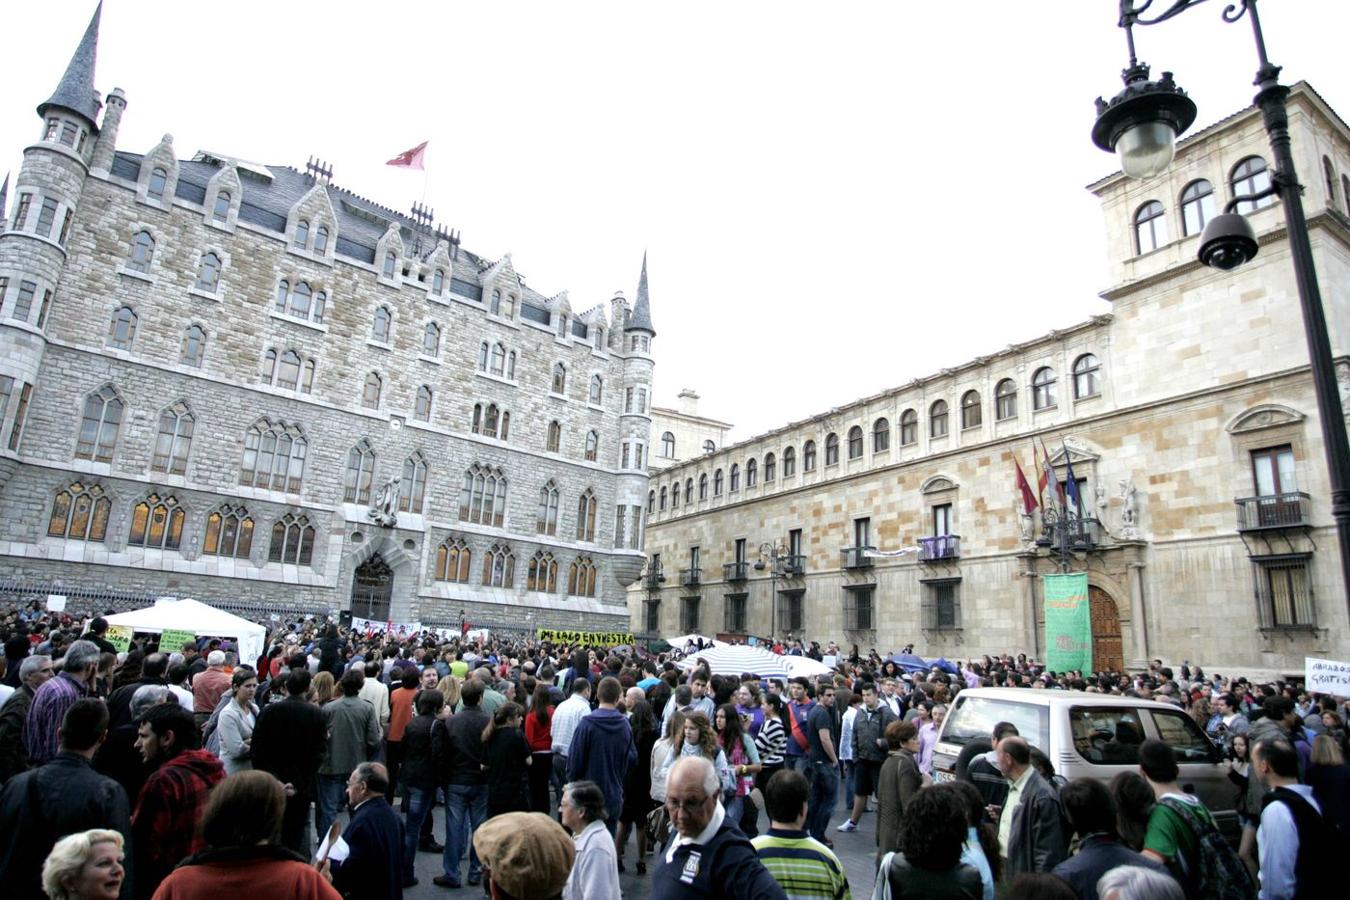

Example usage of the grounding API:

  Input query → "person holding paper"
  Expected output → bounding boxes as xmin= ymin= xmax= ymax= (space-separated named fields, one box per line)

xmin=329 ymin=762 xmax=404 ymax=898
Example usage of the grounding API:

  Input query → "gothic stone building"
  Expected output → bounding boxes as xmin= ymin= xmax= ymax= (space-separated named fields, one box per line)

xmin=632 ymin=83 xmax=1350 ymax=674
xmin=0 ymin=10 xmax=653 ymax=630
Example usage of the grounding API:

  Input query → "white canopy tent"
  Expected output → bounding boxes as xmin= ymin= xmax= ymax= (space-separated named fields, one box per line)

xmin=104 ymin=598 xmax=267 ymax=664
xmin=664 ymin=634 xmax=727 ymax=650
xmin=781 ymin=655 xmax=835 ymax=679
xmin=676 ymin=645 xmax=792 ymax=679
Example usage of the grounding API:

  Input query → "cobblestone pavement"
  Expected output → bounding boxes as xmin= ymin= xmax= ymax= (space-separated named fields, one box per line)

xmin=397 ymin=786 xmax=878 ymax=898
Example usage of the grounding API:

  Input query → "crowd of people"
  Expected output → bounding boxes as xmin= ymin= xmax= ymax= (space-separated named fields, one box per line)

xmin=0 ymin=603 xmax=1347 ymax=900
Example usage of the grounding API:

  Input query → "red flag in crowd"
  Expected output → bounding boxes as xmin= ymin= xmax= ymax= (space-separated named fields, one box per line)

xmin=1014 ymin=455 xmax=1039 ymax=515
xmin=461 ymin=619 xmax=470 ymax=637
xmin=386 ymin=141 xmax=428 ymax=170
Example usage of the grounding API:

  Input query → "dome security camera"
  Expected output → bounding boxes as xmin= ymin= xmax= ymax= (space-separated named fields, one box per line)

xmin=1198 ymin=212 xmax=1259 ymax=271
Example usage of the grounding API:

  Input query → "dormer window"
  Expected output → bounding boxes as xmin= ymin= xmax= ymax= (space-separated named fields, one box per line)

xmin=383 ymin=252 xmax=397 ymax=279
xmin=490 ymin=290 xmax=502 ymax=315
xmin=314 ymin=226 xmax=329 ymax=254
xmin=294 ymin=219 xmax=309 ymax=249
xmin=147 ymin=167 xmax=168 ymax=202
xmin=212 ymin=191 xmax=231 ymax=223
xmin=432 ymin=269 xmax=445 ymax=295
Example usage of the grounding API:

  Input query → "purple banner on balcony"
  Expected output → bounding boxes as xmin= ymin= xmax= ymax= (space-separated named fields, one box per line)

xmin=1044 ymin=573 xmax=1092 ymax=673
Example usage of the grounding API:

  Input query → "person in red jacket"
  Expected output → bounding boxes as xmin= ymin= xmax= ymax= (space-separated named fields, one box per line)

xmin=524 ymin=680 xmax=555 ymax=813
xmin=132 ymin=703 xmax=225 ymax=899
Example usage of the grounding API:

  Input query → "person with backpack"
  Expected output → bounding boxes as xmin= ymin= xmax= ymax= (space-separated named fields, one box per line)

xmin=1138 ymin=739 xmax=1254 ymax=900
xmin=1251 ymin=737 xmax=1337 ymax=898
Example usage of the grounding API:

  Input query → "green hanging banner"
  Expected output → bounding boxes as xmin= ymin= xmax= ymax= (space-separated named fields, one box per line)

xmin=1043 ymin=573 xmax=1092 ymax=673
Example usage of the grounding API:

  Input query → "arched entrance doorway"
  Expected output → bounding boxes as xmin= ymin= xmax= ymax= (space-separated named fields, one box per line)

xmin=1089 ymin=586 xmax=1124 ymax=672
xmin=352 ymin=553 xmax=393 ymax=621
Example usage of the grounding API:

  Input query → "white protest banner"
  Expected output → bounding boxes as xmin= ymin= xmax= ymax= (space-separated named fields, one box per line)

xmin=1306 ymin=656 xmax=1350 ymax=695
xmin=46 ymin=595 xmax=67 ymax=612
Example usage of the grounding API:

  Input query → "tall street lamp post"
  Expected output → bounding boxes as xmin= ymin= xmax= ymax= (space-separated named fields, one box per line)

xmin=755 ymin=541 xmax=787 ymax=642
xmin=1092 ymin=0 xmax=1350 ymax=617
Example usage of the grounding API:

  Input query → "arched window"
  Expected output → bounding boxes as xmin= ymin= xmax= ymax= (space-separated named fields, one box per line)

xmin=1032 ymin=367 xmax=1057 ymax=410
xmin=685 ymin=478 xmax=694 ymax=503
xmin=899 ymin=409 xmax=918 ymax=445
xmin=76 ymin=384 xmax=124 ymax=462
xmin=746 ymin=458 xmax=758 ymax=487
xmin=127 ymin=231 xmax=155 ymax=274
xmin=847 ymin=426 xmax=863 ymax=460
xmin=362 ymin=372 xmax=382 ymax=409
xmin=180 ymin=324 xmax=206 ymax=367
xmin=568 ymin=557 xmax=598 ymax=597
xmin=314 ymin=226 xmax=329 ymax=254
xmin=552 ymin=362 xmax=567 ymax=394
xmin=659 ymin=486 xmax=668 ymax=510
xmin=268 ymin=513 xmax=315 ymax=566
xmin=47 ymin=481 xmax=111 ymax=541
xmin=873 ymin=418 xmax=890 ymax=453
xmin=537 ymin=480 xmax=560 ymax=535
xmin=729 ymin=464 xmax=740 ymax=492
xmin=528 ymin=551 xmax=558 ymax=592
xmin=414 ymin=385 xmax=433 ymax=422
xmin=261 ymin=348 xmax=278 ymax=384
xmin=995 ymin=379 xmax=1017 ymax=420
xmin=589 ymin=375 xmax=603 ymax=404
xmin=782 ymin=446 xmax=796 ymax=477
xmin=343 ymin=440 xmax=376 ymax=504
xmin=398 ymin=452 xmax=428 ymax=514
xmin=764 ymin=452 xmax=777 ymax=482
xmin=202 ymin=503 xmax=253 ymax=559
xmin=275 ymin=280 xmax=290 ymax=313
xmin=1232 ymin=156 xmax=1276 ymax=214
xmin=301 ymin=359 xmax=316 ymax=394
xmin=239 ymin=419 xmax=307 ymax=493
xmin=1073 ymin=353 xmax=1102 ymax=398
xmin=672 ymin=481 xmax=681 ymax=508
xmin=276 ymin=350 xmax=302 ymax=391
xmin=546 ymin=420 xmax=562 ymax=453
xmin=703 ymin=440 xmax=716 ymax=454
xmin=152 ymin=400 xmax=194 ymax=475
xmin=212 ymin=191 xmax=231 ymax=223
xmin=434 ymin=538 xmax=472 ymax=583
xmin=1343 ymin=174 xmax=1350 ymax=217
xmin=698 ymin=473 xmax=708 ymax=500
xmin=824 ymin=433 xmax=839 ymax=466
xmin=482 ymin=544 xmax=515 ymax=587
xmin=648 ymin=490 xmax=655 ymax=514
xmin=584 ymin=430 xmax=599 ymax=462
xmin=147 ymin=167 xmax=168 ymax=201
xmin=459 ymin=463 xmax=507 ymax=527
xmin=478 ymin=342 xmax=489 ymax=371
xmin=803 ymin=440 xmax=817 ymax=472
xmin=490 ymin=343 xmax=506 ymax=376
xmin=432 ymin=268 xmax=444 ymax=294
xmin=195 ymin=252 xmax=221 ymax=292
xmin=661 ymin=431 xmax=675 ymax=458
xmin=294 ymin=219 xmax=309 ymax=249
xmin=930 ymin=400 xmax=949 ymax=438
xmin=714 ymin=469 xmax=724 ymax=496
xmin=1180 ymin=179 xmax=1215 ymax=236
xmin=577 ymin=488 xmax=597 ymax=541
xmin=108 ymin=305 xmax=137 ymax=350
xmin=382 ymin=251 xmax=397 ymax=278
xmin=507 ymin=351 xmax=517 ymax=381
xmin=287 ymin=281 xmax=312 ymax=319
xmin=371 ymin=306 xmax=392 ymax=343
xmin=1134 ymin=200 xmax=1167 ymax=254
xmin=128 ymin=493 xmax=185 ymax=550
xmin=961 ymin=391 xmax=981 ymax=429
xmin=490 ymin=289 xmax=502 ymax=315
xmin=423 ymin=322 xmax=441 ymax=357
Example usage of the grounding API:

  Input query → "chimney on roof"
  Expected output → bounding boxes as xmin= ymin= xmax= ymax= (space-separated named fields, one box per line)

xmin=678 ymin=388 xmax=700 ymax=416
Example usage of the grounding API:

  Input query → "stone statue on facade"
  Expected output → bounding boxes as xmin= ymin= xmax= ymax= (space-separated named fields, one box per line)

xmin=1019 ymin=508 xmax=1035 ymax=546
xmin=368 ymin=476 xmax=401 ymax=528
xmin=1119 ymin=478 xmax=1139 ymax=539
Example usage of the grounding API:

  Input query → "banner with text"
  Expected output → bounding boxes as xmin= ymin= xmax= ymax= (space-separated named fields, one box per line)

xmin=105 ymin=625 xmax=133 ymax=653
xmin=1306 ymin=656 xmax=1350 ymax=695
xmin=350 ymin=617 xmax=423 ymax=641
xmin=159 ymin=629 xmax=197 ymax=653
xmin=1043 ymin=573 xmax=1092 ymax=673
xmin=536 ymin=629 xmax=634 ymax=647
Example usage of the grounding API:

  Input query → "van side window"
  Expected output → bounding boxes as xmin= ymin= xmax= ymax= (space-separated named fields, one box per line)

xmin=1150 ymin=710 xmax=1217 ymax=762
xmin=1070 ymin=707 xmax=1144 ymax=764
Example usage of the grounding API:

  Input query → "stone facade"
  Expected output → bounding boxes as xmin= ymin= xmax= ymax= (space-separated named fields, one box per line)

xmin=0 ymin=13 xmax=652 ymax=630
xmin=632 ymin=84 xmax=1350 ymax=675
xmin=649 ymin=388 xmax=734 ymax=472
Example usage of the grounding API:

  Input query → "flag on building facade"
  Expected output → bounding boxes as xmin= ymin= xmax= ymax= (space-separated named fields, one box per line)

xmin=1014 ymin=455 xmax=1039 ymax=515
xmin=1062 ymin=440 xmax=1082 ymax=515
xmin=1039 ymin=439 xmax=1062 ymax=512
xmin=386 ymin=141 xmax=428 ymax=170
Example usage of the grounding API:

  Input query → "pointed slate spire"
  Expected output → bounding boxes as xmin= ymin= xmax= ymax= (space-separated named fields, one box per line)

xmin=37 ymin=3 xmax=103 ymax=128
xmin=627 ymin=251 xmax=656 ymax=335
xmin=0 ymin=174 xmax=8 ymax=223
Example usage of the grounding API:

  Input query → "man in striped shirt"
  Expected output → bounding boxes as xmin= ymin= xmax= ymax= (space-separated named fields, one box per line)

xmin=753 ymin=768 xmax=852 ymax=900
xmin=22 ymin=639 xmax=101 ymax=767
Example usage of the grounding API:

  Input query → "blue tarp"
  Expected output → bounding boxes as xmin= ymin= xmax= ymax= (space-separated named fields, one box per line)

xmin=887 ymin=653 xmax=959 ymax=675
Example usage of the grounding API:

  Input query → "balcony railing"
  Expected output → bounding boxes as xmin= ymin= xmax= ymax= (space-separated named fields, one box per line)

xmin=841 ymin=546 xmax=875 ymax=569
xmin=1236 ymin=492 xmax=1312 ymax=531
xmin=680 ymin=567 xmax=702 ymax=587
xmin=642 ymin=569 xmax=665 ymax=591
xmin=723 ymin=561 xmax=749 ymax=582
xmin=774 ymin=554 xmax=806 ymax=577
xmin=919 ymin=534 xmax=961 ymax=561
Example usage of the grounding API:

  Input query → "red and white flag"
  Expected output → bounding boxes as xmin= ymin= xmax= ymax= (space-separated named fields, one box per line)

xmin=386 ymin=141 xmax=428 ymax=170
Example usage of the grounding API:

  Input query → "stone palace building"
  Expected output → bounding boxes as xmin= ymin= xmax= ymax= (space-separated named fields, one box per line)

xmin=0 ymin=9 xmax=653 ymax=631
xmin=632 ymin=83 xmax=1350 ymax=674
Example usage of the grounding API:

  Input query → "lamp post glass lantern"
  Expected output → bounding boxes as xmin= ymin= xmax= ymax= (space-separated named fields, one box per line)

xmin=1092 ymin=0 xmax=1350 ymax=623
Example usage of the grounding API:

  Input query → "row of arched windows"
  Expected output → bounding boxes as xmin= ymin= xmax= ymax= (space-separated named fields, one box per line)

xmin=1133 ymin=155 xmax=1275 ymax=255
xmin=649 ymin=356 xmax=1103 ymax=514
xmin=432 ymin=539 xmax=599 ymax=596
xmin=535 ymin=482 xmax=599 ymax=542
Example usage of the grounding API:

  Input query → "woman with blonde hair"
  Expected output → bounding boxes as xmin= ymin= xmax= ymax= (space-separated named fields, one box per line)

xmin=437 ymin=674 xmax=461 ymax=710
xmin=655 ymin=710 xmax=732 ymax=797
xmin=41 ymin=829 xmax=125 ymax=900
xmin=309 ymin=670 xmax=336 ymax=706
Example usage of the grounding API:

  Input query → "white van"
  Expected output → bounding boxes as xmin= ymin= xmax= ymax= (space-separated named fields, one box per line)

xmin=932 ymin=687 xmax=1238 ymax=838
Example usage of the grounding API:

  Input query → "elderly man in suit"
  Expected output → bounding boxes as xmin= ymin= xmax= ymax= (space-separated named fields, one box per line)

xmin=329 ymin=762 xmax=404 ymax=897
xmin=996 ymin=735 xmax=1067 ymax=879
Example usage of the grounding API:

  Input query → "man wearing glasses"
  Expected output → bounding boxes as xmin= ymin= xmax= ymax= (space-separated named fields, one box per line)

xmin=0 ymin=654 xmax=54 ymax=782
xmin=652 ymin=756 xmax=786 ymax=899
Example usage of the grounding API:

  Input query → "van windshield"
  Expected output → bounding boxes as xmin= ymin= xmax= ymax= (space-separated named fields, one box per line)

xmin=941 ymin=697 xmax=1049 ymax=752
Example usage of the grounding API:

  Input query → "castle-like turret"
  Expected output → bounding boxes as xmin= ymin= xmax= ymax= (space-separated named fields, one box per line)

xmin=611 ymin=254 xmax=657 ymax=585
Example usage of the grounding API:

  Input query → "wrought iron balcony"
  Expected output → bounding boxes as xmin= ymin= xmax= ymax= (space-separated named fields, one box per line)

xmin=1040 ymin=516 xmax=1101 ymax=551
xmin=919 ymin=534 xmax=961 ymax=561
xmin=1236 ymin=492 xmax=1312 ymax=531
xmin=774 ymin=554 xmax=806 ymax=577
xmin=723 ymin=561 xmax=749 ymax=582
xmin=841 ymin=546 xmax=875 ymax=569
xmin=680 ymin=567 xmax=702 ymax=587
xmin=642 ymin=569 xmax=666 ymax=591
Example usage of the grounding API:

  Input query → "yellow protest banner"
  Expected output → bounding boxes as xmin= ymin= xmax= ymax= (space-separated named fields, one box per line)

xmin=535 ymin=629 xmax=634 ymax=647
xmin=159 ymin=629 xmax=197 ymax=653
xmin=104 ymin=625 xmax=133 ymax=653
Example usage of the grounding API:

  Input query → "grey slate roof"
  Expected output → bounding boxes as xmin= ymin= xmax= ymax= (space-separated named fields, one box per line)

xmin=627 ymin=252 xmax=655 ymax=334
xmin=38 ymin=3 xmax=103 ymax=127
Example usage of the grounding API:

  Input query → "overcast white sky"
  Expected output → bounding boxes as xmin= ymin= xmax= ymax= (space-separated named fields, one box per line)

xmin=3 ymin=1 xmax=1348 ymax=438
